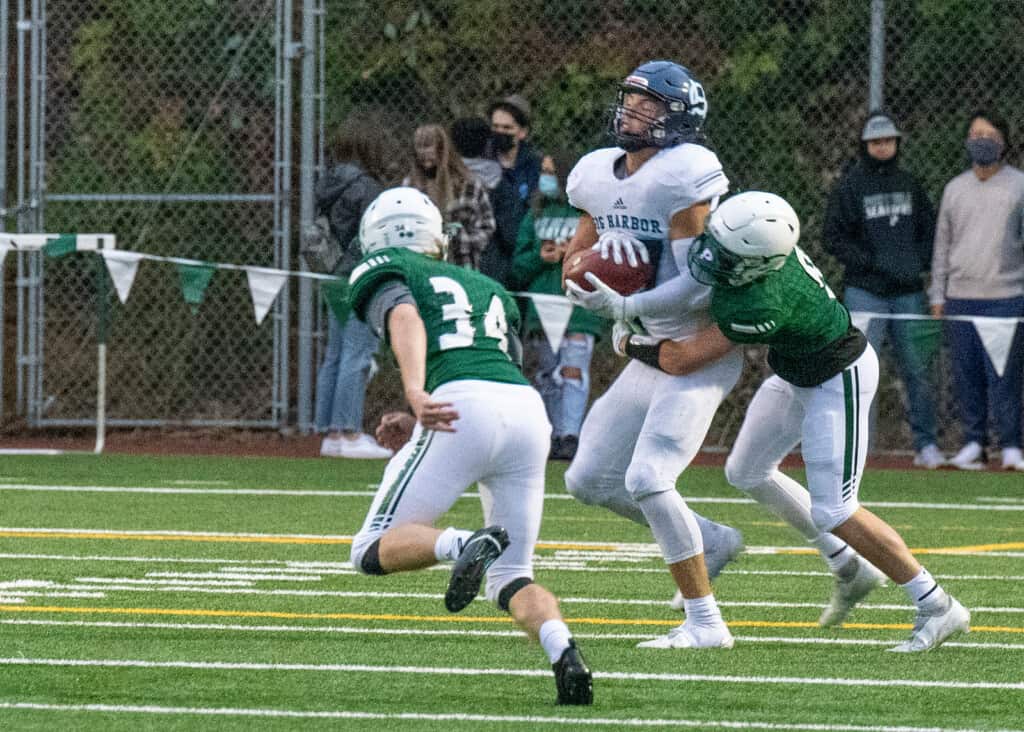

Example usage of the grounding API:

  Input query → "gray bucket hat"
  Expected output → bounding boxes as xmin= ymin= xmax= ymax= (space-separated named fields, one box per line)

xmin=861 ymin=113 xmax=902 ymax=141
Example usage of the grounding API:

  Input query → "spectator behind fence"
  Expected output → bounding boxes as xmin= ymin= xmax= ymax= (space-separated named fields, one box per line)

xmin=451 ymin=116 xmax=502 ymax=192
xmin=929 ymin=109 xmax=1024 ymax=471
xmin=405 ymin=124 xmax=496 ymax=270
xmin=823 ymin=111 xmax=943 ymax=469
xmin=313 ymin=115 xmax=392 ymax=459
xmin=508 ymin=152 xmax=603 ymax=462
xmin=482 ymin=95 xmax=541 ymax=286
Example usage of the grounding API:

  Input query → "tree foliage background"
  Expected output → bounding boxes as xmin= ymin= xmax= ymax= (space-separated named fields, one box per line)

xmin=8 ymin=0 xmax=1023 ymax=443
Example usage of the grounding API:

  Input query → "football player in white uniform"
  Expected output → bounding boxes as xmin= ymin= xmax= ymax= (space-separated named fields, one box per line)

xmin=563 ymin=61 xmax=883 ymax=649
xmin=561 ymin=60 xmax=742 ymax=649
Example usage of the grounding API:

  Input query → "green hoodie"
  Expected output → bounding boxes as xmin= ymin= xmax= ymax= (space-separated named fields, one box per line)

xmin=508 ymin=201 xmax=605 ymax=339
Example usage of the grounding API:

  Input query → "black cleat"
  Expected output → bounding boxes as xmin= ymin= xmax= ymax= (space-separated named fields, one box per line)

xmin=553 ymin=640 xmax=593 ymax=705
xmin=444 ymin=526 xmax=510 ymax=612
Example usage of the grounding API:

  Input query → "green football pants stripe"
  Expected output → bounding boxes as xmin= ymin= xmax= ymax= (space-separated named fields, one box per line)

xmin=374 ymin=429 xmax=436 ymax=526
xmin=841 ymin=366 xmax=860 ymax=496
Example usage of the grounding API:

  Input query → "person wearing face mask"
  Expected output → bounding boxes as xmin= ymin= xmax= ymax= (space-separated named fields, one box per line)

xmin=404 ymin=124 xmax=496 ymax=270
xmin=482 ymin=95 xmax=542 ymax=287
xmin=930 ymin=109 xmax=1024 ymax=471
xmin=508 ymin=153 xmax=603 ymax=461
xmin=823 ymin=111 xmax=943 ymax=469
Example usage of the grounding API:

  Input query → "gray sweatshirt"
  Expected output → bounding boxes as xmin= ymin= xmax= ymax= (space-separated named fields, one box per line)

xmin=929 ymin=164 xmax=1024 ymax=303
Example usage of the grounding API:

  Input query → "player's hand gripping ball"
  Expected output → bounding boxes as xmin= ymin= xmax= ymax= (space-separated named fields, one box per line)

xmin=563 ymin=244 xmax=654 ymax=296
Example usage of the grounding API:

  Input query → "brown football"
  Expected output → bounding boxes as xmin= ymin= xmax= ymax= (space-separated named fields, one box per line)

xmin=563 ymin=247 xmax=654 ymax=295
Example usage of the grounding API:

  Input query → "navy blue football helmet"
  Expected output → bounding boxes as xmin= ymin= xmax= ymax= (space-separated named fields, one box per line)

xmin=610 ymin=60 xmax=708 ymax=151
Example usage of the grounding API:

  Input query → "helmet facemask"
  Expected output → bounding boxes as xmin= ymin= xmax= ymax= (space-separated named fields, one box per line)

xmin=688 ymin=232 xmax=788 ymax=287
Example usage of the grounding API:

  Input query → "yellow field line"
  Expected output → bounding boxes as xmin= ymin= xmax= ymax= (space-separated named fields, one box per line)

xmin=2 ymin=530 xmax=1020 ymax=555
xmin=0 ymin=604 xmax=1018 ymax=635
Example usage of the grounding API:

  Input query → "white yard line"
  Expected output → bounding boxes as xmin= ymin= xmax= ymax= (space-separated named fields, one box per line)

xmin=3 ymin=483 xmax=1024 ymax=513
xmin=1 ymin=702 xmax=1016 ymax=732
xmin=4 ymin=618 xmax=1022 ymax=650
xmin=0 ymin=657 xmax=1022 ymax=691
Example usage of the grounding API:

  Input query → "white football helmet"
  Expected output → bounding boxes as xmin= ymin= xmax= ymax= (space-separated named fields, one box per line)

xmin=359 ymin=186 xmax=447 ymax=258
xmin=687 ymin=191 xmax=800 ymax=287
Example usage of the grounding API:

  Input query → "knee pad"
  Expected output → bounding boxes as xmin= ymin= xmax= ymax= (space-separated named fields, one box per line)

xmin=724 ymin=454 xmax=771 ymax=492
xmin=811 ymin=501 xmax=858 ymax=533
xmin=564 ymin=465 xmax=598 ymax=505
xmin=496 ymin=577 xmax=534 ymax=612
xmin=350 ymin=535 xmax=387 ymax=576
xmin=624 ymin=460 xmax=672 ymax=501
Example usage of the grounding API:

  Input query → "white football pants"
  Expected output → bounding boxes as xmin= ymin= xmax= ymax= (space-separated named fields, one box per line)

xmin=725 ymin=345 xmax=879 ymax=532
xmin=350 ymin=380 xmax=550 ymax=603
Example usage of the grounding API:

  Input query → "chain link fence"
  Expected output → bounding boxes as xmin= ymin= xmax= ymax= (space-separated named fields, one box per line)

xmin=4 ymin=1 xmax=1023 ymax=450
xmin=329 ymin=0 xmax=1024 ymax=453
xmin=3 ymin=0 xmax=289 ymax=427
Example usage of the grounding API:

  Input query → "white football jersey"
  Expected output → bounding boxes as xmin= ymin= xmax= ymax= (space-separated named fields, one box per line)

xmin=567 ymin=144 xmax=729 ymax=339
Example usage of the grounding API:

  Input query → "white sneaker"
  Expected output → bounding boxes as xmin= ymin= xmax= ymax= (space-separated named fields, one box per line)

xmin=888 ymin=597 xmax=970 ymax=653
xmin=321 ymin=434 xmax=393 ymax=459
xmin=949 ymin=441 xmax=986 ymax=471
xmin=913 ymin=444 xmax=946 ymax=470
xmin=670 ymin=526 xmax=744 ymax=611
xmin=1001 ymin=447 xmax=1024 ymax=471
xmin=637 ymin=621 xmax=734 ymax=649
xmin=818 ymin=556 xmax=887 ymax=627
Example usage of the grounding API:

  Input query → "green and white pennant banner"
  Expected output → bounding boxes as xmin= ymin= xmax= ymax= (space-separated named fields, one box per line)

xmin=99 ymin=250 xmax=143 ymax=304
xmin=245 ymin=267 xmax=288 ymax=325
xmin=0 ymin=239 xmax=11 ymax=267
xmin=527 ymin=292 xmax=575 ymax=352
xmin=972 ymin=316 xmax=1019 ymax=378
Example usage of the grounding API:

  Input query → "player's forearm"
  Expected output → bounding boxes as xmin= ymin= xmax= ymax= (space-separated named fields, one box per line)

xmin=655 ymin=325 xmax=736 ymax=376
xmin=624 ymin=274 xmax=692 ymax=319
xmin=387 ymin=303 xmax=429 ymax=398
xmin=562 ymin=214 xmax=597 ymax=262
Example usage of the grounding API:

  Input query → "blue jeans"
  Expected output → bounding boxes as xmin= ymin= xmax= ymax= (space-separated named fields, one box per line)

xmin=944 ymin=296 xmax=1024 ymax=449
xmin=844 ymin=287 xmax=940 ymax=450
xmin=529 ymin=333 xmax=595 ymax=437
xmin=315 ymin=313 xmax=380 ymax=433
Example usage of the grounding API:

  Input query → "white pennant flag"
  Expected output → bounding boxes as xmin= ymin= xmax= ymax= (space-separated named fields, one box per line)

xmin=100 ymin=250 xmax=143 ymax=304
xmin=973 ymin=316 xmax=1020 ymax=377
xmin=529 ymin=293 xmax=574 ymax=353
xmin=0 ymin=240 xmax=11 ymax=267
xmin=848 ymin=310 xmax=874 ymax=335
xmin=245 ymin=267 xmax=288 ymax=325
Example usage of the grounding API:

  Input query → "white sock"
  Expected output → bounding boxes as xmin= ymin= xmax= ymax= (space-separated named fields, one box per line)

xmin=434 ymin=527 xmax=473 ymax=562
xmin=901 ymin=567 xmax=948 ymax=613
xmin=539 ymin=619 xmax=573 ymax=664
xmin=811 ymin=536 xmax=853 ymax=573
xmin=682 ymin=594 xmax=722 ymax=626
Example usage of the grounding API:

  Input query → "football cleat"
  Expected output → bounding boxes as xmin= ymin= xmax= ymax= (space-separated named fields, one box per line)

xmin=888 ymin=597 xmax=970 ymax=653
xmin=818 ymin=556 xmax=887 ymax=627
xmin=670 ymin=525 xmax=744 ymax=611
xmin=637 ymin=621 xmax=734 ymax=649
xmin=444 ymin=526 xmax=510 ymax=612
xmin=553 ymin=640 xmax=593 ymax=705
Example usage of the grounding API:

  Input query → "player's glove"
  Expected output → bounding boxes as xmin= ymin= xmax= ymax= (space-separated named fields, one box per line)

xmin=565 ymin=272 xmax=637 ymax=321
xmin=593 ymin=231 xmax=650 ymax=268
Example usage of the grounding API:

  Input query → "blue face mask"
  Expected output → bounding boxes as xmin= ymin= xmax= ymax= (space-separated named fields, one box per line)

xmin=538 ymin=173 xmax=560 ymax=198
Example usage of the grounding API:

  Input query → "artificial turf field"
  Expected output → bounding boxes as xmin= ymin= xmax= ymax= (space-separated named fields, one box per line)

xmin=0 ymin=453 xmax=1021 ymax=731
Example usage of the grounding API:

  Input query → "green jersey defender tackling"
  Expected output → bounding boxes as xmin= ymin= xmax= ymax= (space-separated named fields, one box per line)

xmin=346 ymin=187 xmax=592 ymax=705
xmin=671 ymin=190 xmax=968 ymax=652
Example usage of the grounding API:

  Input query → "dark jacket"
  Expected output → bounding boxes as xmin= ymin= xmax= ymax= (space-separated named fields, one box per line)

xmin=315 ymin=162 xmax=383 ymax=276
xmin=508 ymin=202 xmax=604 ymax=339
xmin=823 ymin=153 xmax=936 ymax=297
xmin=481 ymin=141 xmax=541 ymax=286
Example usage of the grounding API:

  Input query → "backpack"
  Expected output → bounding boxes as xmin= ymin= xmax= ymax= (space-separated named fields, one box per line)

xmin=300 ymin=214 xmax=344 ymax=274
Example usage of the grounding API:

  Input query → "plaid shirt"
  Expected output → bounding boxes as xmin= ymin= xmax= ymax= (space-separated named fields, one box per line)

xmin=445 ymin=177 xmax=496 ymax=269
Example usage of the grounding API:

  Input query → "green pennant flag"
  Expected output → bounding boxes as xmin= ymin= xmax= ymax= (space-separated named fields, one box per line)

xmin=42 ymin=234 xmax=77 ymax=258
xmin=320 ymin=279 xmax=350 ymax=325
xmin=177 ymin=263 xmax=215 ymax=314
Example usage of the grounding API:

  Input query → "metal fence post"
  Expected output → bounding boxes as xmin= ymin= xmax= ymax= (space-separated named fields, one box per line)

xmin=869 ymin=0 xmax=886 ymax=111
xmin=296 ymin=0 xmax=318 ymax=432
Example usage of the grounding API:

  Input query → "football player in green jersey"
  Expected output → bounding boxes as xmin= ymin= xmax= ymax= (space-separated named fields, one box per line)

xmin=671 ymin=190 xmax=968 ymax=652
xmin=347 ymin=188 xmax=592 ymax=704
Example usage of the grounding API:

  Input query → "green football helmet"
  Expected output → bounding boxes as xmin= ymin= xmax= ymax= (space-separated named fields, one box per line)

xmin=688 ymin=191 xmax=800 ymax=287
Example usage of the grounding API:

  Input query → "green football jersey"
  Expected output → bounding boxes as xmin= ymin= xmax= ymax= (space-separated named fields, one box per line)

xmin=348 ymin=247 xmax=528 ymax=392
xmin=710 ymin=246 xmax=866 ymax=387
